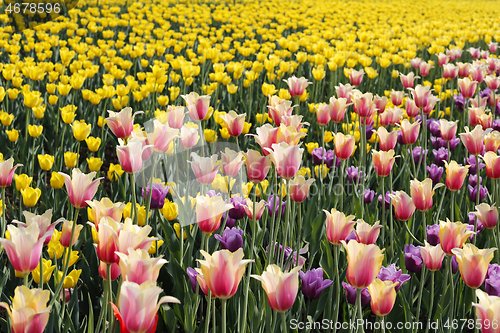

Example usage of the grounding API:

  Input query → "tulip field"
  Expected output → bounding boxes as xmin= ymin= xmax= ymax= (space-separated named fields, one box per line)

xmin=3 ymin=0 xmax=500 ymax=332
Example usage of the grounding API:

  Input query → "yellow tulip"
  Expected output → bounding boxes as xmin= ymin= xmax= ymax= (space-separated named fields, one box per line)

xmin=64 ymin=152 xmax=79 ymax=168
xmin=107 ymin=163 xmax=124 ymax=181
xmin=48 ymin=95 xmax=58 ymax=105
xmin=32 ymin=259 xmax=56 ymax=285
xmin=57 ymin=269 xmax=82 ymax=288
xmin=21 ymin=187 xmax=41 ymax=207
xmin=204 ymin=129 xmax=217 ymax=143
xmin=50 ymin=171 xmax=65 ymax=189
xmin=14 ymin=174 xmax=32 ymax=191
xmin=85 ymin=137 xmax=101 ymax=152
xmin=1 ymin=112 xmax=14 ymax=126
xmin=148 ymin=239 xmax=164 ymax=255
xmin=32 ymin=105 xmax=45 ymax=119
xmin=6 ymin=129 xmax=19 ymax=142
xmin=161 ymin=199 xmax=178 ymax=221
xmin=87 ymin=157 xmax=103 ymax=172
xmin=71 ymin=120 xmax=91 ymax=141
xmin=37 ymin=154 xmax=54 ymax=171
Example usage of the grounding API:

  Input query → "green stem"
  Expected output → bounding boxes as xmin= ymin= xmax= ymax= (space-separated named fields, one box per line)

xmin=144 ymin=155 xmax=158 ymax=226
xmin=425 ymin=271 xmax=435 ymax=333
xmin=389 ymin=170 xmax=393 ymax=260
xmin=95 ymin=280 xmax=108 ymax=333
xmin=356 ymin=288 xmax=365 ymax=333
xmin=1 ymin=187 xmax=5 ymax=239
xmin=451 ymin=192 xmax=455 ymax=223
xmin=435 ymin=188 xmax=446 ymax=224
xmin=39 ymin=255 xmax=43 ymax=290
xmin=130 ymin=173 xmax=138 ymax=225
xmin=222 ymin=299 xmax=227 ymax=333
xmin=281 ymin=312 xmax=287 ymax=333
xmin=361 ymin=120 xmax=366 ymax=219
xmin=106 ymin=263 xmax=113 ymax=333
xmin=269 ymin=168 xmax=278 ymax=264
xmin=415 ymin=266 xmax=426 ymax=331
xmin=23 ymin=273 xmax=28 ymax=287
xmin=449 ymin=256 xmax=455 ymax=331
xmin=381 ymin=176 xmax=386 ymax=246
xmin=333 ymin=246 xmax=340 ymax=332
xmin=204 ymin=233 xmax=212 ymax=333
xmin=474 ymin=154 xmax=480 ymax=245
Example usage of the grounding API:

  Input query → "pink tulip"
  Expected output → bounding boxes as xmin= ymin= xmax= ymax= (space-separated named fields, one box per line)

xmin=243 ymin=198 xmax=266 ymax=220
xmin=442 ymin=63 xmax=458 ymax=79
xmin=149 ymin=120 xmax=179 ymax=153
xmin=438 ymin=119 xmax=458 ymax=141
xmin=375 ymin=127 xmax=398 ymax=151
xmin=474 ymin=203 xmax=499 ymax=229
xmin=353 ymin=92 xmax=376 ymax=118
xmin=484 ymin=132 xmax=500 ymax=153
xmin=116 ymin=248 xmax=167 ymax=284
xmin=0 ymin=158 xmax=22 ymax=187
xmin=275 ymin=124 xmax=307 ymax=146
xmin=251 ymin=264 xmax=302 ymax=312
xmin=469 ymin=47 xmax=481 ymax=60
xmin=196 ymin=194 xmax=233 ymax=234
xmin=444 ymin=160 xmax=470 ymax=192
xmin=333 ymin=132 xmax=355 ymax=160
xmin=116 ymin=138 xmax=151 ymax=174
xmin=166 ymin=105 xmax=186 ymax=129
xmin=349 ymin=69 xmax=364 ymax=86
xmin=188 ymin=153 xmax=220 ymax=185
xmin=197 ymin=248 xmax=253 ymax=299
xmin=410 ymin=178 xmax=442 ymax=212
xmin=379 ymin=107 xmax=404 ymax=127
xmin=355 ymin=220 xmax=383 ymax=245
xmin=117 ymin=218 xmax=155 ymax=254
xmin=329 ymin=96 xmax=350 ymax=122
xmin=60 ymin=220 xmax=83 ymax=247
xmin=452 ymin=244 xmax=495 ymax=289
xmin=249 ymin=124 xmax=279 ymax=156
xmin=220 ymin=110 xmax=246 ymax=137
xmin=420 ymin=241 xmax=445 ymax=271
xmin=267 ymin=99 xmax=293 ymax=126
xmin=405 ymin=98 xmax=420 ymax=118
xmin=93 ymin=217 xmax=121 ymax=264
xmin=106 ymin=107 xmax=143 ymax=140
xmin=389 ymin=191 xmax=415 ymax=221
xmin=399 ymin=119 xmax=421 ymax=145
xmin=473 ymin=289 xmax=500 ymax=332
xmin=419 ymin=62 xmax=432 ymax=76
xmin=315 ymin=103 xmax=331 ymax=126
xmin=289 ymin=175 xmax=315 ymax=203
xmin=460 ymin=125 xmax=486 ymax=156
xmin=86 ymin=197 xmax=125 ymax=231
xmin=98 ymin=261 xmax=121 ymax=281
xmin=0 ymin=286 xmax=51 ymax=333
xmin=408 ymin=85 xmax=432 ymax=109
xmin=422 ymin=95 xmax=440 ymax=115
xmin=335 ymin=83 xmax=354 ymax=103
xmin=470 ymin=63 xmax=486 ymax=83
xmin=458 ymin=77 xmax=478 ymax=99
xmin=280 ymin=114 xmax=309 ymax=132
xmin=13 ymin=209 xmax=62 ymax=246
xmin=372 ymin=150 xmax=396 ymax=177
xmin=483 ymin=151 xmax=500 ymax=179
xmin=58 ymin=168 xmax=103 ymax=209
xmin=243 ymin=149 xmax=272 ymax=183
xmin=341 ymin=240 xmax=385 ymax=289
xmin=221 ymin=148 xmax=244 ymax=177
xmin=324 ymin=208 xmax=356 ymax=245
xmin=410 ymin=58 xmax=422 ymax=69
xmin=400 ymin=72 xmax=419 ymax=89
xmin=180 ymin=124 xmax=199 ymax=149
xmin=0 ymin=224 xmax=52 ymax=273
xmin=130 ymin=129 xmax=154 ymax=162
xmin=111 ymin=281 xmax=180 ymax=333
xmin=439 ymin=219 xmax=474 ymax=255
xmin=390 ymin=90 xmax=404 ymax=106
xmin=457 ymin=62 xmax=471 ymax=78
xmin=437 ymin=52 xmax=449 ymax=67
xmin=283 ymin=76 xmax=311 ymax=97
xmin=489 ymin=42 xmax=498 ymax=53
xmin=265 ymin=142 xmax=304 ymax=179
xmin=181 ymin=92 xmax=211 ymax=121
xmin=485 ymin=75 xmax=500 ymax=91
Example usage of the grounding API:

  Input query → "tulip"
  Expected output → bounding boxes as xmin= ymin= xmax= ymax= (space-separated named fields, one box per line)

xmin=390 ymin=90 xmax=404 ymax=106
xmin=85 ymin=136 xmax=101 ymax=152
xmin=228 ymin=196 xmax=246 ymax=220
xmin=214 ymin=227 xmax=244 ymax=253
xmin=364 ymin=189 xmax=376 ymax=204
xmin=314 ymin=103 xmax=331 ymax=125
xmin=427 ymin=224 xmax=441 ymax=246
xmin=458 ymin=77 xmax=478 ymax=99
xmin=333 ymin=132 xmax=355 ymax=160
xmin=420 ymin=241 xmax=446 ymax=271
xmin=58 ymin=168 xmax=103 ymax=209
xmin=32 ymin=259 xmax=55 ymax=285
xmin=377 ymin=264 xmax=410 ymax=292
xmin=374 ymin=95 xmax=389 ymax=114
xmin=444 ymin=160 xmax=470 ymax=191
xmin=86 ymin=198 xmax=125 ymax=229
xmin=0 ymin=158 xmax=22 ymax=187
xmin=180 ymin=124 xmax=199 ymax=149
xmin=349 ymin=69 xmax=364 ymax=86
xmin=354 ymin=220 xmax=382 ymax=245
xmin=419 ymin=62 xmax=432 ymax=76
xmin=400 ymin=72 xmax=419 ymax=89
xmin=116 ymin=218 xmax=155 ymax=254
xmin=299 ymin=268 xmax=333 ymax=300
xmin=196 ymin=194 xmax=233 ymax=234
xmin=197 ymin=248 xmax=252 ymax=299
xmin=324 ymin=208 xmax=356 ymax=245
xmin=266 ymin=194 xmax=287 ymax=218
xmin=342 ymin=283 xmax=371 ymax=306
xmin=284 ymin=76 xmax=311 ymax=97
xmin=60 ymin=220 xmax=83 ymax=247
xmin=442 ymin=63 xmax=458 ymax=79
xmin=141 ymin=183 xmax=169 ymax=210
xmin=474 ymin=203 xmax=499 ymax=229
xmin=71 ymin=120 xmax=91 ymax=141
xmin=439 ymin=219 xmax=475 ymax=255
xmin=460 ymin=125 xmax=487 ymax=156
xmin=452 ymin=244 xmax=496 ymax=289
xmin=106 ymin=107 xmax=143 ymax=140
xmin=166 ymin=105 xmax=186 ymax=129
xmin=149 ymin=120 xmax=179 ymax=153
xmin=399 ymin=119 xmax=421 ymax=145
xmin=329 ymin=96 xmax=350 ymax=123
xmin=249 ymin=124 xmax=279 ymax=156
xmin=265 ymin=142 xmax=304 ymax=179
xmin=111 ymin=281 xmax=180 ymax=333
xmin=188 ymin=153 xmax=220 ymax=185
xmin=405 ymin=98 xmax=420 ymax=118
xmin=408 ymin=85 xmax=432 ymax=108
xmin=98 ymin=261 xmax=121 ymax=281
xmin=116 ymin=138 xmax=151 ymax=174
xmin=352 ymin=91 xmax=376 ymax=118
xmin=288 ymin=175 xmax=315 ymax=203
xmin=368 ymin=278 xmax=398 ymax=316
xmin=484 ymin=131 xmax=500 ymax=152
xmin=410 ymin=178 xmax=441 ymax=212
xmin=21 ymin=187 xmax=41 ymax=207
xmin=13 ymin=209 xmax=61 ymax=246
xmin=116 ymin=248 xmax=167 ymax=284
xmin=372 ymin=150 xmax=396 ymax=177
xmin=221 ymin=148 xmax=244 ymax=177
xmin=181 ymin=91 xmax=211 ymax=121
xmin=0 ymin=286 xmax=51 ymax=333
xmin=389 ymin=191 xmax=415 ymax=221
xmin=243 ymin=198 xmax=266 ymax=220
xmin=341 ymin=240 xmax=385 ymax=289
xmin=0 ymin=223 xmax=52 ymax=273
xmin=405 ymin=244 xmax=423 ymax=273
xmin=220 ymin=110 xmax=246 ymax=137
xmin=473 ymin=289 xmax=500 ymax=331
xmin=251 ymin=264 xmax=302 ymax=312
xmin=483 ymin=152 xmax=500 ymax=179
xmin=336 ymin=83 xmax=354 ymax=102
xmin=375 ymin=127 xmax=398 ymax=151
xmin=438 ymin=119 xmax=458 ymax=142
xmin=93 ymin=217 xmax=121 ymax=264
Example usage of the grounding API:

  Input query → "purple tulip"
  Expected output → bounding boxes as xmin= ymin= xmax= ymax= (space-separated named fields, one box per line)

xmin=468 ymin=174 xmax=482 ymax=188
xmin=404 ymin=244 xmax=423 ymax=273
xmin=465 ymin=155 xmax=485 ymax=175
xmin=431 ymin=136 xmax=447 ymax=149
xmin=187 ymin=267 xmax=204 ymax=295
xmin=325 ymin=150 xmax=340 ymax=168
xmin=222 ymin=211 xmax=236 ymax=228
xmin=468 ymin=184 xmax=488 ymax=203
xmin=486 ymin=264 xmax=500 ymax=296
xmin=451 ymin=255 xmax=459 ymax=274
xmin=142 ymin=183 xmax=170 ymax=210
xmin=229 ymin=195 xmax=246 ymax=220
xmin=346 ymin=231 xmax=357 ymax=242
xmin=426 ymin=224 xmax=440 ymax=246
xmin=346 ymin=166 xmax=362 ymax=185
xmin=365 ymin=121 xmax=375 ymax=140
xmin=408 ymin=146 xmax=428 ymax=166
xmin=377 ymin=264 xmax=411 ymax=292
xmin=493 ymin=119 xmax=500 ymax=132
xmin=397 ymin=130 xmax=405 ymax=145
xmin=449 ymin=137 xmax=460 ymax=151
xmin=312 ymin=148 xmax=327 ymax=165
xmin=454 ymin=93 xmax=465 ymax=112
xmin=266 ymin=194 xmax=287 ymax=218
xmin=214 ymin=227 xmax=243 ymax=252
xmin=468 ymin=212 xmax=484 ymax=237
xmin=206 ymin=190 xmax=220 ymax=198
xmin=427 ymin=164 xmax=444 ymax=185
xmin=428 ymin=119 xmax=441 ymax=137
xmin=432 ymin=147 xmax=449 ymax=166
xmin=378 ymin=191 xmax=392 ymax=210
xmin=299 ymin=268 xmax=333 ymax=300
xmin=364 ymin=189 xmax=376 ymax=204
xmin=342 ymin=282 xmax=371 ymax=306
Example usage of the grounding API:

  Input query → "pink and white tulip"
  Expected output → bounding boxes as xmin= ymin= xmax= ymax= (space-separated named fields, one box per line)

xmin=58 ymin=168 xmax=103 ymax=208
